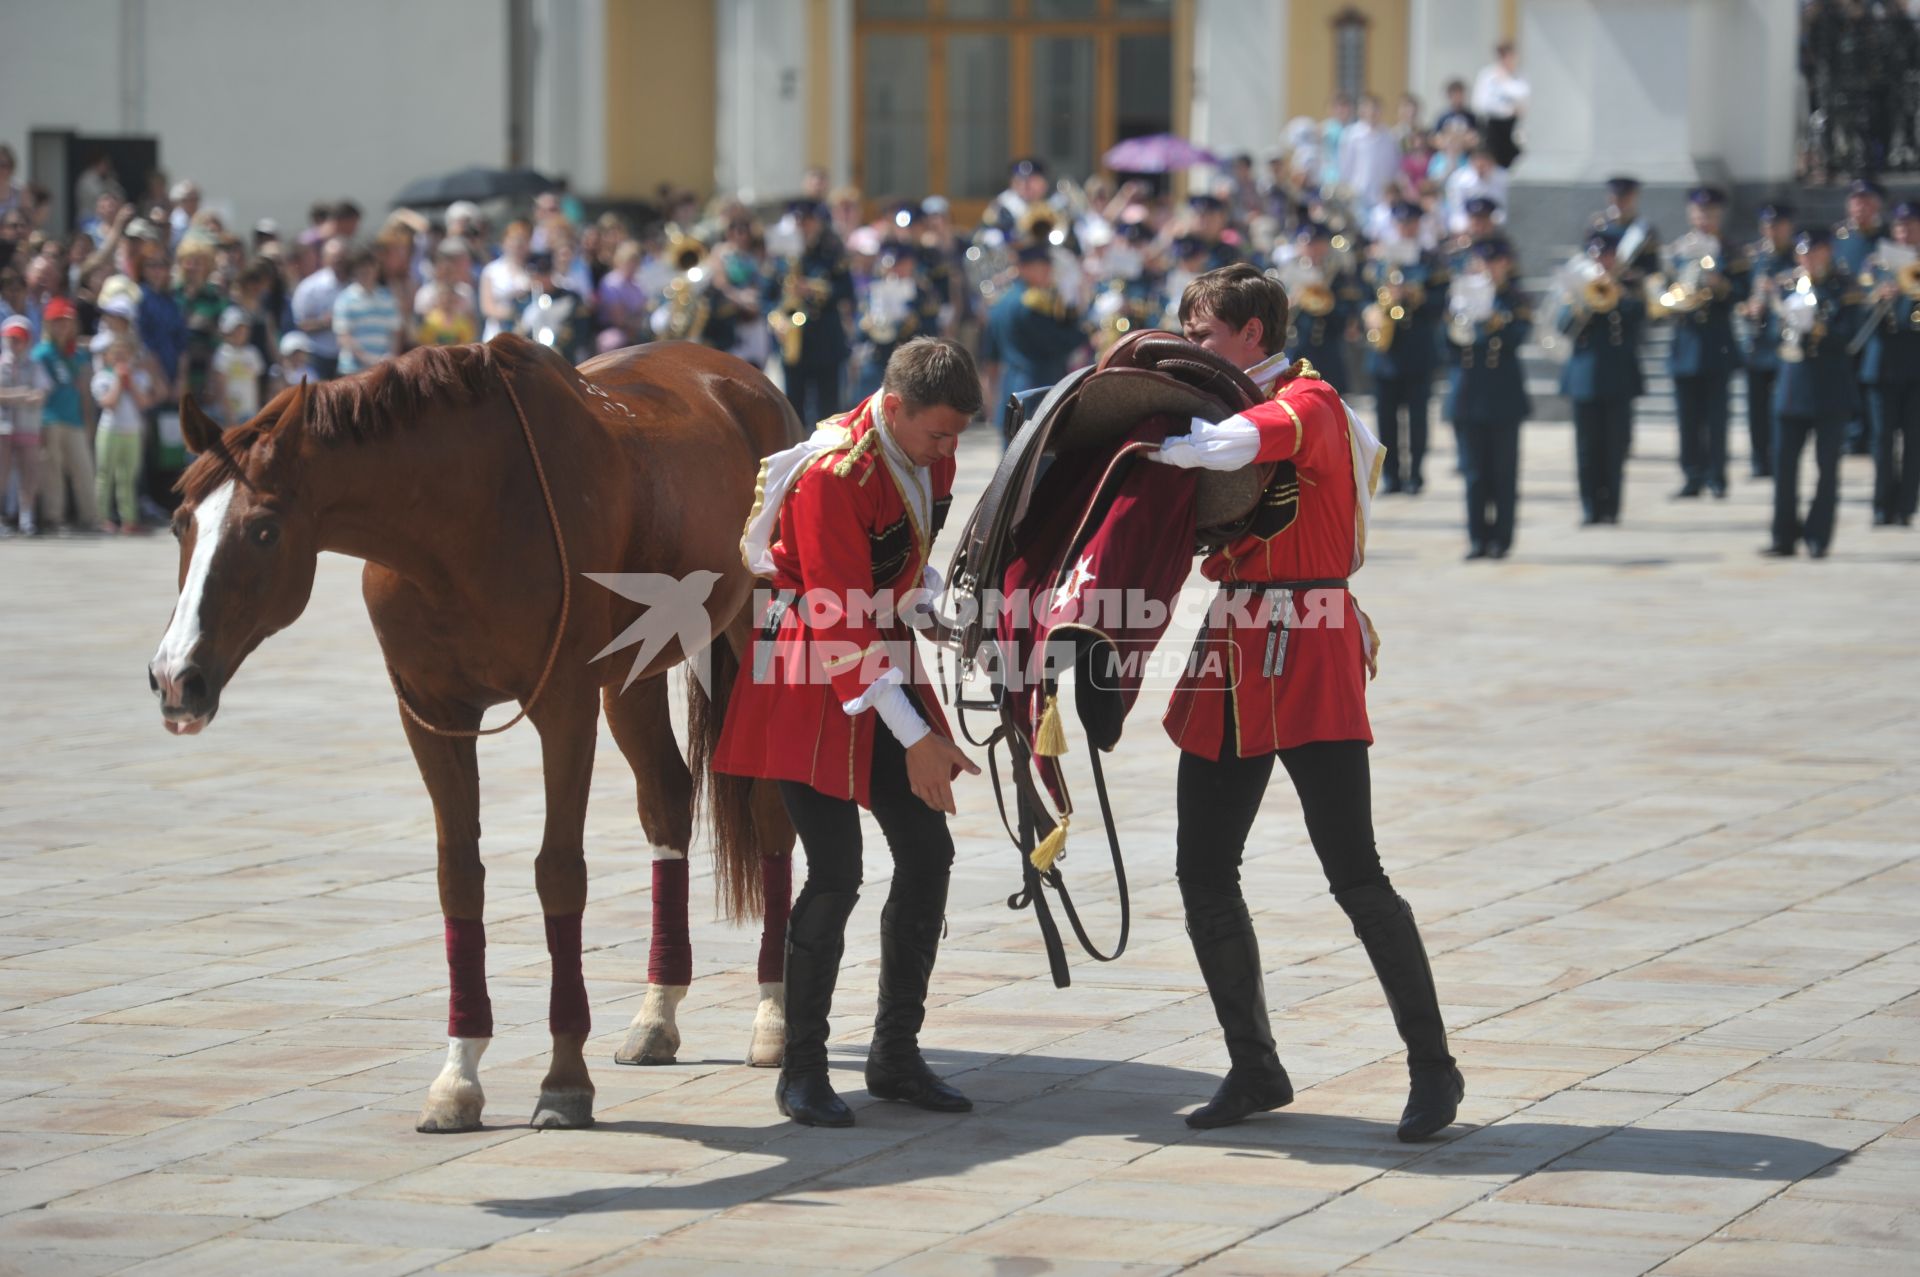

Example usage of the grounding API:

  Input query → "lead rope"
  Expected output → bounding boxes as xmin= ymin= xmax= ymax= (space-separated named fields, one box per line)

xmin=387 ymin=370 xmax=573 ymax=738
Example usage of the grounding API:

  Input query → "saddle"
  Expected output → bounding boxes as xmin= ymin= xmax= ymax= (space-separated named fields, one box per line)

xmin=939 ymin=330 xmax=1270 ymax=987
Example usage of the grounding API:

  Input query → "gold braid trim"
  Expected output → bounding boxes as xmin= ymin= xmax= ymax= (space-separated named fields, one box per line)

xmin=832 ymin=423 xmax=879 ymax=478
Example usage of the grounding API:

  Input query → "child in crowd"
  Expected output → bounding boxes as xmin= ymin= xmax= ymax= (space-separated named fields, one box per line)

xmin=0 ymin=314 xmax=48 ymax=535
xmin=274 ymin=331 xmax=320 ymax=393
xmin=209 ymin=306 xmax=265 ymax=425
xmin=91 ymin=333 xmax=156 ymax=533
xmin=32 ymin=298 xmax=97 ymax=532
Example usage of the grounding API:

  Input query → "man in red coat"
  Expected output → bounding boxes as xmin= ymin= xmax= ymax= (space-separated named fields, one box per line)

xmin=717 ymin=338 xmax=981 ymax=1127
xmin=1149 ymin=265 xmax=1465 ymax=1140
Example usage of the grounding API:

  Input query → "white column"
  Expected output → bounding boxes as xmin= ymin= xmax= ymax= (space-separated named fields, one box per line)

xmin=1514 ymin=0 xmax=1799 ymax=186
xmin=827 ymin=0 xmax=854 ymax=188
xmin=1190 ymin=0 xmax=1286 ymax=159
xmin=715 ymin=0 xmax=809 ymax=200
xmin=530 ymin=0 xmax=608 ymax=194
xmin=1407 ymin=0 xmax=1502 ymax=115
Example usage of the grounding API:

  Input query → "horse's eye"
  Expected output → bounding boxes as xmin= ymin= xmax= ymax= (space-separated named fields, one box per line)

xmin=253 ymin=524 xmax=279 ymax=547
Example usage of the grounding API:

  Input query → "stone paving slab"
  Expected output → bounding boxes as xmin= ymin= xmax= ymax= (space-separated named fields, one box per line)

xmin=4 ymin=401 xmax=1919 ymax=1274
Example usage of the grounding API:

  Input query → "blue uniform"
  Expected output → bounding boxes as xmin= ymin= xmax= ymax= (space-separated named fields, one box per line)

xmin=1661 ymin=238 xmax=1752 ymax=494
xmin=1447 ymin=284 xmax=1533 ymax=555
xmin=984 ymin=282 xmax=1086 ymax=439
xmin=768 ymin=238 xmax=857 ymax=424
xmin=1861 ymin=279 xmax=1920 ymax=524
xmin=1363 ymin=251 xmax=1450 ymax=493
xmin=1770 ymin=270 xmax=1863 ymax=554
xmin=1742 ymin=243 xmax=1796 ymax=478
xmin=1284 ymin=266 xmax=1362 ymax=393
xmin=1833 ymin=220 xmax=1887 ymax=454
xmin=1557 ymin=288 xmax=1646 ymax=523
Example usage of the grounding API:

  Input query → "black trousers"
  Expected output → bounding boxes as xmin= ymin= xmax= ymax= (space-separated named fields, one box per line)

xmin=783 ymin=360 xmax=845 ymax=429
xmin=1746 ymin=369 xmax=1776 ymax=477
xmin=1771 ymin=412 xmax=1845 ymax=551
xmin=1175 ymin=711 xmax=1387 ymax=900
xmin=1457 ymin=415 xmax=1520 ymax=552
xmin=779 ymin=728 xmax=954 ymax=917
xmin=1869 ymin=381 xmax=1920 ymax=520
xmin=1674 ymin=372 xmax=1730 ymax=487
xmin=1572 ymin=397 xmax=1632 ymax=521
xmin=1376 ymin=374 xmax=1431 ymax=490
xmin=1484 ymin=116 xmax=1522 ymax=169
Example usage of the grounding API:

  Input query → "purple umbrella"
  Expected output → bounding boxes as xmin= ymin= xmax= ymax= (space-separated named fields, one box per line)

xmin=1102 ymin=134 xmax=1220 ymax=173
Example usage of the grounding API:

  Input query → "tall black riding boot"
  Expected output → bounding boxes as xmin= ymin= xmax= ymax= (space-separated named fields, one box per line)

xmin=865 ymin=883 xmax=972 ymax=1113
xmin=1181 ymin=884 xmax=1295 ymax=1129
xmin=776 ymin=888 xmax=860 ymax=1127
xmin=1336 ymin=883 xmax=1465 ymax=1141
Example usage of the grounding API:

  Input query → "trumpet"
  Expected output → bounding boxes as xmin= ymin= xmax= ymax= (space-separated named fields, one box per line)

xmin=1446 ymin=268 xmax=1496 ymax=347
xmin=767 ymin=261 xmax=809 ymax=365
xmin=1851 ymin=243 xmax=1920 ymax=351
xmin=1648 ymin=230 xmax=1722 ymax=318
xmin=1275 ymin=257 xmax=1336 ymax=317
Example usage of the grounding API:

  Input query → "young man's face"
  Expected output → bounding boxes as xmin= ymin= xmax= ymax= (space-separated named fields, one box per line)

xmin=1801 ymin=243 xmax=1833 ymax=276
xmin=47 ymin=317 xmax=75 ymax=347
xmin=1765 ymin=220 xmax=1794 ymax=250
xmin=1848 ymin=194 xmax=1880 ymax=227
xmin=1688 ymin=203 xmax=1722 ymax=234
xmin=884 ymin=394 xmax=970 ymax=467
xmin=1893 ymin=217 xmax=1916 ymax=246
xmin=1182 ymin=306 xmax=1268 ymax=370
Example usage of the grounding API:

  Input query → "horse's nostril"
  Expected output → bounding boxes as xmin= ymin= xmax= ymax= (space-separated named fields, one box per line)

xmin=148 ymin=668 xmax=161 ymax=695
xmin=181 ymin=670 xmax=209 ymax=707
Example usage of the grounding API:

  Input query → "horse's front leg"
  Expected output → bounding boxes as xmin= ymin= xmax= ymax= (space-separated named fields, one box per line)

xmin=400 ymin=702 xmax=492 ymax=1134
xmin=529 ymin=687 xmax=601 ymax=1129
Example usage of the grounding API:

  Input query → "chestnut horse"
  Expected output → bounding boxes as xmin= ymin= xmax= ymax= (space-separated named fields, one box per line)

xmin=148 ymin=335 xmax=798 ymax=1132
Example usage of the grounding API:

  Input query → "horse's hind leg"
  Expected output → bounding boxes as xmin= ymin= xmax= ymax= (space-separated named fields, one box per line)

xmin=399 ymin=701 xmax=492 ymax=1134
xmin=749 ymin=777 xmax=796 ymax=1067
xmin=528 ymin=685 xmax=601 ymax=1129
xmin=603 ymin=677 xmax=695 ymax=1066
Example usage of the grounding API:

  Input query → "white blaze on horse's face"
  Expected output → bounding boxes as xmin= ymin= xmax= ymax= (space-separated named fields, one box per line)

xmin=151 ymin=481 xmax=236 ymax=735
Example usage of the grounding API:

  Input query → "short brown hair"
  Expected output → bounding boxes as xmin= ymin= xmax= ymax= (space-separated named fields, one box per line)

xmin=1178 ymin=264 xmax=1288 ymax=356
xmin=884 ymin=337 xmax=983 ymax=417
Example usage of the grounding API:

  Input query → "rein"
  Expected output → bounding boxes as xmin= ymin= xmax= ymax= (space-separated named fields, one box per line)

xmin=387 ymin=369 xmax=574 ymax=738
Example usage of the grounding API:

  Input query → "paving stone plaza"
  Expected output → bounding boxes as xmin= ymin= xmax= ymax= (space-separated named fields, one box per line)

xmin=4 ymin=404 xmax=1918 ymax=1276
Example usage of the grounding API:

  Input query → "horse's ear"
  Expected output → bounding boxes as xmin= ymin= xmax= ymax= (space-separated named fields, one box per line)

xmin=180 ymin=393 xmax=217 ymax=455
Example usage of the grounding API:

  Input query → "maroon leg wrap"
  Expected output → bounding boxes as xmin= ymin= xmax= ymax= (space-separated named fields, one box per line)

xmin=757 ymin=853 xmax=792 ymax=985
xmin=544 ymin=912 xmax=591 ymax=1037
xmin=445 ymin=916 xmax=493 ymax=1039
xmin=648 ymin=857 xmax=693 ymax=987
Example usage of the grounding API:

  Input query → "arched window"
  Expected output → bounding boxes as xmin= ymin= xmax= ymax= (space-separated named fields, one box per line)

xmin=1333 ymin=7 xmax=1369 ymax=103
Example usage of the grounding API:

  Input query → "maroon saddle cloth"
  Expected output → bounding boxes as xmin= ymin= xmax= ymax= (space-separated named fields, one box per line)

xmin=942 ymin=330 xmax=1264 ymax=986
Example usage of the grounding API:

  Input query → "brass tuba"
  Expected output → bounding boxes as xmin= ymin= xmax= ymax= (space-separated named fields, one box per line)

xmin=660 ymin=234 xmax=712 ymax=342
xmin=1364 ymin=267 xmax=1408 ymax=354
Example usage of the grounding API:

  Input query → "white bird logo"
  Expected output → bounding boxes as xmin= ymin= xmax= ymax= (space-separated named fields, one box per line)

xmin=585 ymin=570 xmax=723 ymax=692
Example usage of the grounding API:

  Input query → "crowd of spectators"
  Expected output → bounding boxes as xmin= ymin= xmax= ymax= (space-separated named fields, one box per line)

xmin=0 ymin=41 xmax=1534 ymax=537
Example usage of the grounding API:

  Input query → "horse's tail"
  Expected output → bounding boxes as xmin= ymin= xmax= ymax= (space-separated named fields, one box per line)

xmin=687 ymin=633 xmax=763 ymax=923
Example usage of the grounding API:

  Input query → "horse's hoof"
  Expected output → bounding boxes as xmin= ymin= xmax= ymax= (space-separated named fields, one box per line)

xmin=417 ymin=1039 xmax=487 ymax=1133
xmin=746 ymin=981 xmax=785 ymax=1068
xmin=529 ymin=1090 xmax=595 ymax=1129
xmin=614 ymin=983 xmax=686 ymax=1066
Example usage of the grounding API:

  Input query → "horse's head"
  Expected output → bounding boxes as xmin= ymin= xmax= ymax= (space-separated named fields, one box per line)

xmin=150 ymin=390 xmax=321 ymax=734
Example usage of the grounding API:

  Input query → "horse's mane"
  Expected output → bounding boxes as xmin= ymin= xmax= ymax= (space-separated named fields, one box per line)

xmin=177 ymin=341 xmax=518 ymax=503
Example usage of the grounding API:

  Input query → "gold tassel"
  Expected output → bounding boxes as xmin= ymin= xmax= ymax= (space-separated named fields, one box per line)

xmin=1033 ymin=694 xmax=1068 ymax=757
xmin=1030 ymin=818 xmax=1069 ymax=872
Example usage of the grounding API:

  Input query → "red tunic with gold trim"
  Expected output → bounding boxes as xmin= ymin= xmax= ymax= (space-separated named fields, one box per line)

xmin=714 ymin=395 xmax=956 ymax=808
xmin=1163 ymin=361 xmax=1379 ymax=759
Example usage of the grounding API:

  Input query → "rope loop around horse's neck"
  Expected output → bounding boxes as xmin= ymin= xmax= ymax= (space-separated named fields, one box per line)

xmin=387 ymin=368 xmax=573 ymax=738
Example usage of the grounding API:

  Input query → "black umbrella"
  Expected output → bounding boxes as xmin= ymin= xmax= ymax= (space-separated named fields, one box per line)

xmin=391 ymin=166 xmax=559 ymax=207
